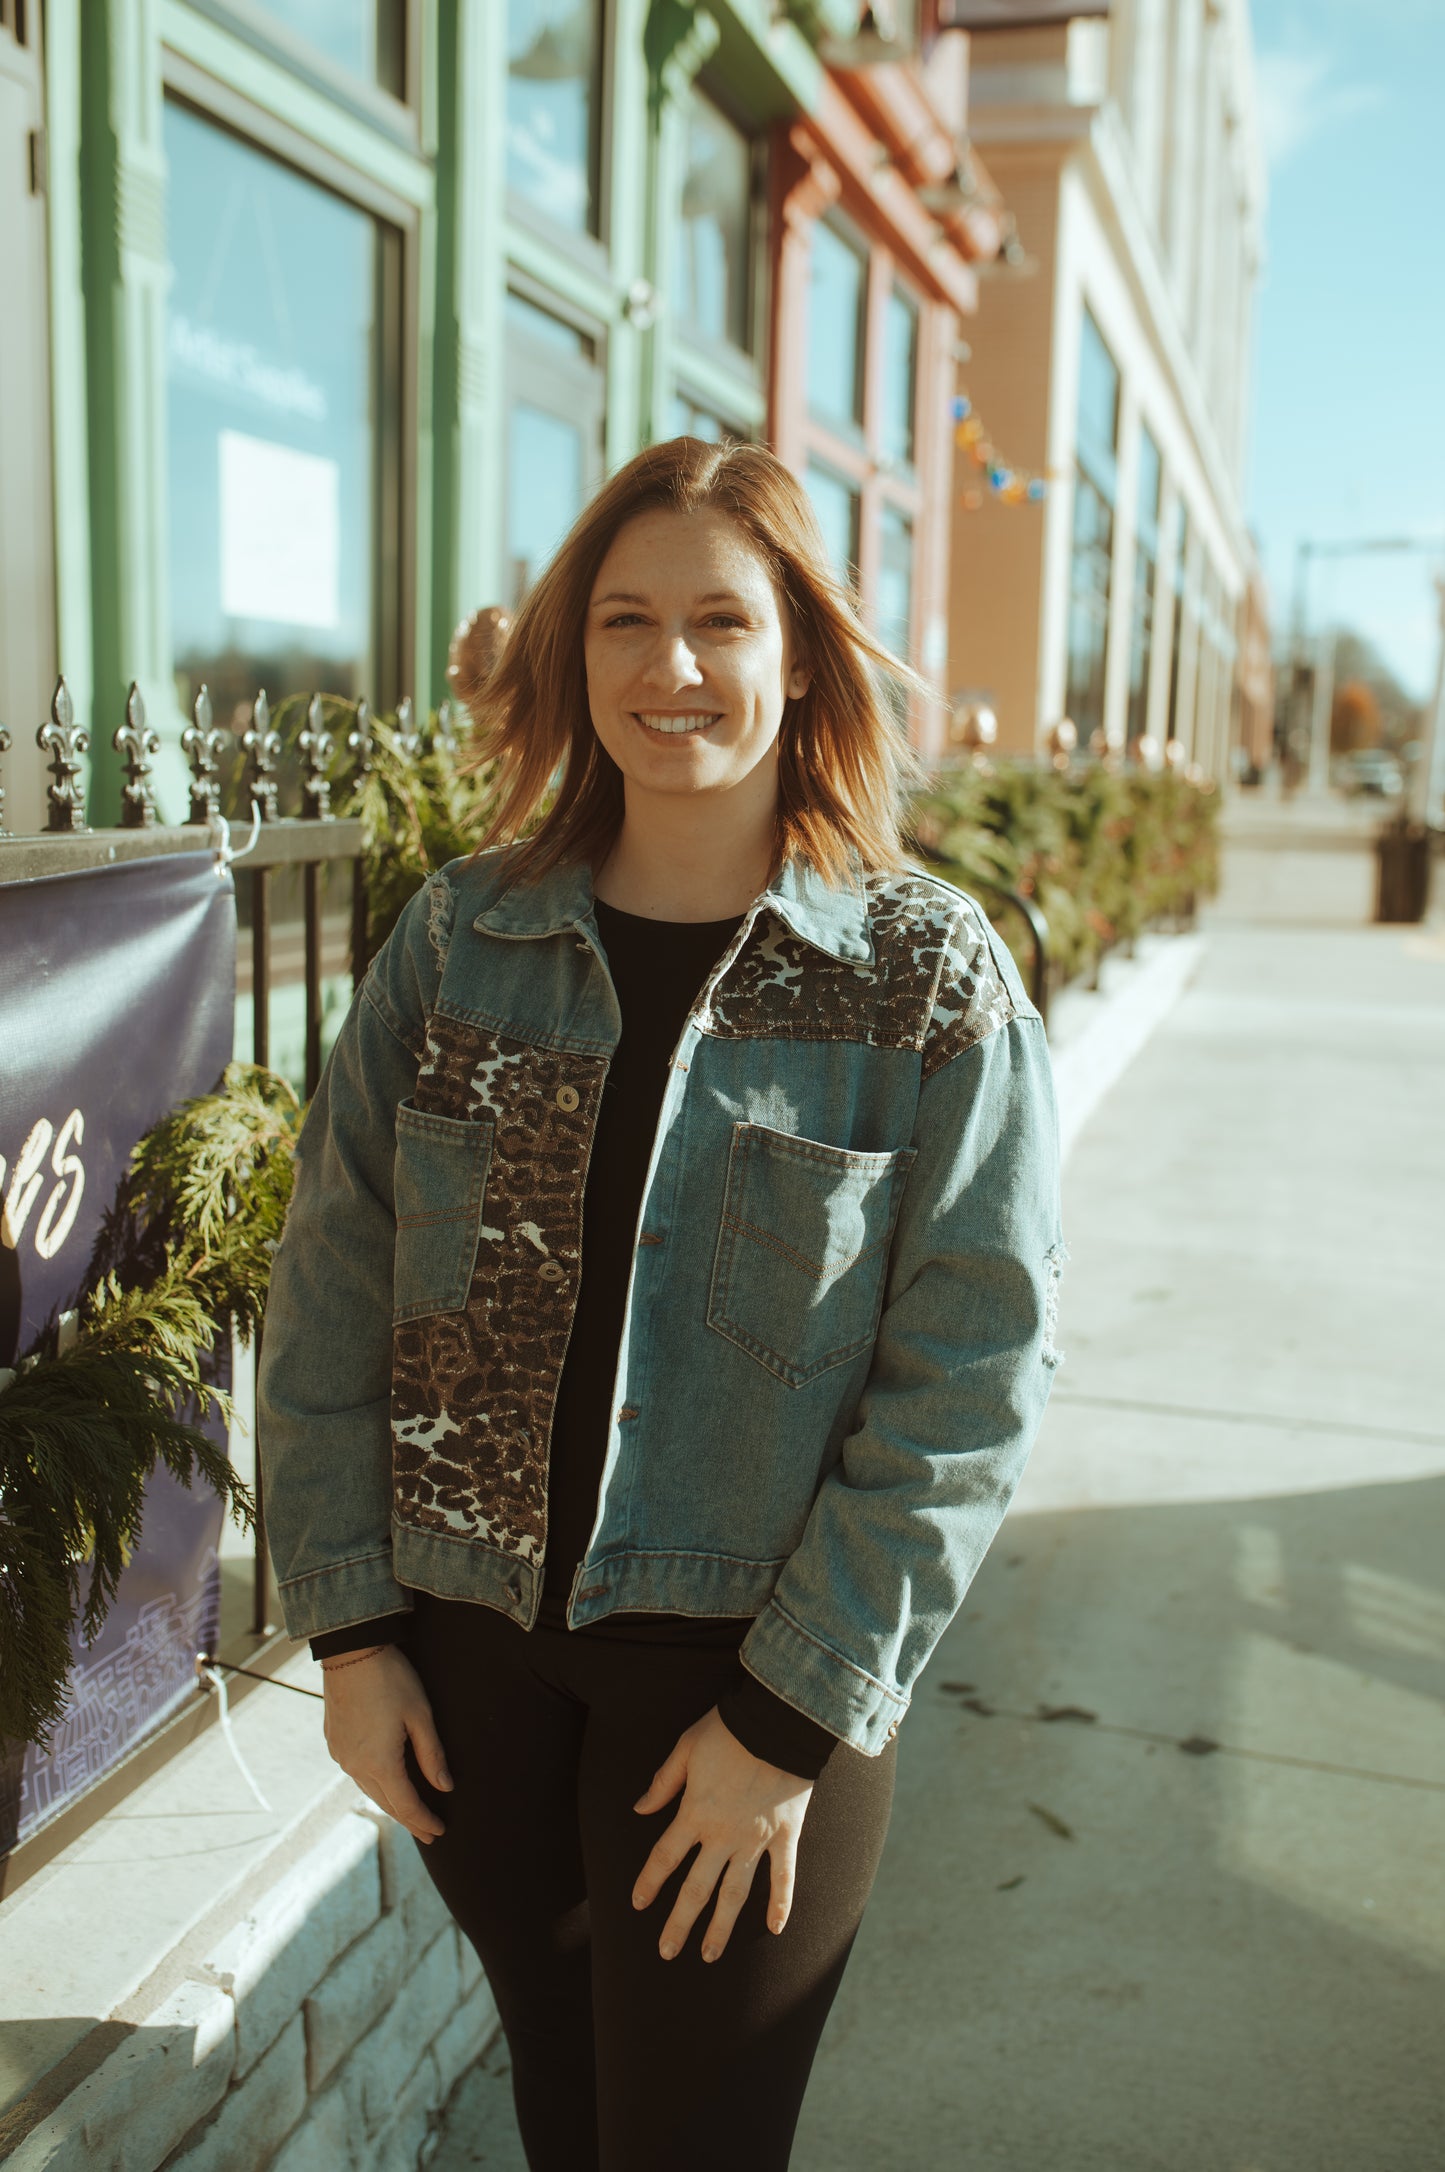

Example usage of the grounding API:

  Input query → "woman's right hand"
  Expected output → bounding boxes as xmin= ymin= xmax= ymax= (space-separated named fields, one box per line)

xmin=320 ymin=1646 xmax=455 ymax=1843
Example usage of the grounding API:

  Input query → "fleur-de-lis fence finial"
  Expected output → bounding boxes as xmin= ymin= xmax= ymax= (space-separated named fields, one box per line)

xmin=433 ymin=698 xmax=459 ymax=758
xmin=299 ymin=693 xmax=335 ymax=820
xmin=114 ymin=682 xmax=161 ymax=828
xmin=395 ymin=695 xmax=419 ymax=760
xmin=240 ymin=688 xmax=281 ymax=822
xmin=38 ymin=678 xmax=90 ymax=833
xmin=348 ymin=697 xmax=374 ymax=784
xmin=0 ymin=723 xmax=11 ymax=837
xmin=183 ymin=684 xmax=226 ymax=824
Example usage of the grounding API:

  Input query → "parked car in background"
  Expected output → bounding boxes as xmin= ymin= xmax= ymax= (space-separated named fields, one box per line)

xmin=1334 ymin=748 xmax=1404 ymax=796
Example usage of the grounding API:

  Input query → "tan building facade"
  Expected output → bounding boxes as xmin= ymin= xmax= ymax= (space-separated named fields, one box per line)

xmin=946 ymin=1 xmax=1265 ymax=778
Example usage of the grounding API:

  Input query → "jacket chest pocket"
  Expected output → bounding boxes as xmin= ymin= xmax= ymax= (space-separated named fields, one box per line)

xmin=392 ymin=1100 xmax=494 ymax=1322
xmin=708 ymin=1122 xmax=917 ymax=1388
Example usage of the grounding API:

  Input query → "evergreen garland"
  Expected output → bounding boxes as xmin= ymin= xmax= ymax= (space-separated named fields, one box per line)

xmin=0 ymin=1064 xmax=302 ymax=1751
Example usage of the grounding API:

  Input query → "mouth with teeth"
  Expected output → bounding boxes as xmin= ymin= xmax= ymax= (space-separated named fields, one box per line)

xmin=633 ymin=712 xmax=722 ymax=737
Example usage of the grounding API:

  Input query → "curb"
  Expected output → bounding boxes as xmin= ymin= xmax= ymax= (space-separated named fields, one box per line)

xmin=1050 ymin=933 xmax=1206 ymax=1164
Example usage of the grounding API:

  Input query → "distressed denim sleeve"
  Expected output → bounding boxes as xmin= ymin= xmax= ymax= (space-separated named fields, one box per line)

xmin=737 ymin=1008 xmax=1064 ymax=1756
xmin=257 ymin=873 xmax=454 ymax=1641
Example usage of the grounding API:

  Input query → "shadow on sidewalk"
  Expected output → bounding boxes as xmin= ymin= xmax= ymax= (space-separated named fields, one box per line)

xmin=794 ymin=1472 xmax=1444 ymax=2172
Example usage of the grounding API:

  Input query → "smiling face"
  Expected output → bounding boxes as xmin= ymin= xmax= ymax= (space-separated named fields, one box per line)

xmin=583 ymin=507 xmax=810 ymax=814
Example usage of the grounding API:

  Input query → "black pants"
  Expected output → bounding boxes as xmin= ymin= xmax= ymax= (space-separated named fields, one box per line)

xmin=399 ymin=1589 xmax=896 ymax=2171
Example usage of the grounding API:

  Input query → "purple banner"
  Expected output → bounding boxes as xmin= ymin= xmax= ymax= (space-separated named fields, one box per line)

xmin=1 ymin=850 xmax=236 ymax=1854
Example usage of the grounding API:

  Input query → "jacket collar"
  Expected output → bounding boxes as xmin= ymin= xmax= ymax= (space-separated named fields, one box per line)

xmin=473 ymin=852 xmax=874 ymax=966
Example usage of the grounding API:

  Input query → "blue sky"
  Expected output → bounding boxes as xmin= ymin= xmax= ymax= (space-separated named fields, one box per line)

xmin=1248 ymin=0 xmax=1445 ymax=698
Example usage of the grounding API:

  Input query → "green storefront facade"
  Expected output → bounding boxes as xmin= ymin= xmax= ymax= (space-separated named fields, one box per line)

xmin=2 ymin=0 xmax=832 ymax=831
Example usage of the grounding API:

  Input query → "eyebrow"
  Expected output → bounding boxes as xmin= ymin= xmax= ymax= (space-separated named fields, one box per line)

xmin=589 ymin=589 xmax=754 ymax=609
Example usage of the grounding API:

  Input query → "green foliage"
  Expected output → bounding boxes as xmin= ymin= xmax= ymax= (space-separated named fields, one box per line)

xmin=0 ymin=1063 xmax=298 ymax=1750
xmin=340 ymin=713 xmax=501 ymax=954
xmin=274 ymin=699 xmax=503 ymax=955
xmin=908 ymin=761 xmax=1219 ymax=985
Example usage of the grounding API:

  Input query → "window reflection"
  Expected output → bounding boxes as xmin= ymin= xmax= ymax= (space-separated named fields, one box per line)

xmin=165 ymin=102 xmax=383 ymax=762
xmin=806 ymin=461 xmax=860 ymax=585
xmin=807 ymin=221 xmax=866 ymax=433
xmin=1126 ymin=424 xmax=1162 ymax=745
xmin=881 ymin=289 xmax=917 ymax=469
xmin=245 ymin=0 xmax=405 ymax=95
xmin=508 ymin=404 xmax=584 ymax=601
xmin=505 ymin=293 xmax=604 ymax=601
xmin=667 ymin=393 xmax=746 ymax=443
xmin=507 ymin=0 xmax=602 ymax=236
xmin=674 ymin=93 xmax=752 ymax=351
xmin=1064 ymin=308 xmax=1119 ymax=746
xmin=877 ymin=505 xmax=914 ymax=660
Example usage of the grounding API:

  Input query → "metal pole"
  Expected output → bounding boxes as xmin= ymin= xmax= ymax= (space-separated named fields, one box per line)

xmin=1409 ymin=575 xmax=1445 ymax=828
xmin=1306 ymin=622 xmax=1338 ymax=796
xmin=304 ymin=861 xmax=323 ymax=1097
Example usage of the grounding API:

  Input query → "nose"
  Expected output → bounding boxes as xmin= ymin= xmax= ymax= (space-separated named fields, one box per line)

xmin=640 ymin=633 xmax=704 ymax=691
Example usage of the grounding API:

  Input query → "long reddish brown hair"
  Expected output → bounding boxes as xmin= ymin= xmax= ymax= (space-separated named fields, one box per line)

xmin=465 ymin=436 xmax=928 ymax=888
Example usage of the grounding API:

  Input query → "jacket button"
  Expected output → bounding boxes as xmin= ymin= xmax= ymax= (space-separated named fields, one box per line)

xmin=554 ymin=1084 xmax=580 ymax=1112
xmin=617 ymin=1404 xmax=640 ymax=1421
xmin=887 ymin=1722 xmax=899 ymax=1742
xmin=638 ymin=1231 xmax=663 ymax=1247
xmin=538 ymin=1258 xmax=566 ymax=1282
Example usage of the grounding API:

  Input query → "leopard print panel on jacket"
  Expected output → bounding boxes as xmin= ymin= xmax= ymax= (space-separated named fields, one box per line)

xmin=391 ymin=1011 xmax=605 ymax=1562
xmin=702 ymin=877 xmax=1018 ymax=1079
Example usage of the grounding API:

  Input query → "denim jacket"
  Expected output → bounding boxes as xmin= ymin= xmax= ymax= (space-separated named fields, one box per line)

xmin=257 ymin=848 xmax=1064 ymax=1756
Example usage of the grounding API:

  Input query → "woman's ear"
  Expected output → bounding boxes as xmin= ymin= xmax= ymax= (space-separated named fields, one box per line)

xmin=786 ymin=658 xmax=812 ymax=702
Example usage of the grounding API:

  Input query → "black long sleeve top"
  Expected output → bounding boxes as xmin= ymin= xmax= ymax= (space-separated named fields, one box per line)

xmin=311 ymin=897 xmax=836 ymax=1780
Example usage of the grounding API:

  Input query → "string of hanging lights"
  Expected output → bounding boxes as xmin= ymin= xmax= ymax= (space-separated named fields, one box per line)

xmin=951 ymin=395 xmax=1050 ymax=509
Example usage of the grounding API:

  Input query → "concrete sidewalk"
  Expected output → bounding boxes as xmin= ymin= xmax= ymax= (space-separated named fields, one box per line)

xmin=433 ymin=916 xmax=1445 ymax=2169
xmin=789 ymin=920 xmax=1445 ymax=2171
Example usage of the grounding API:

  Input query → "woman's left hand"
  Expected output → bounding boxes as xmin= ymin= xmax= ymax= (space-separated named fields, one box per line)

xmin=631 ymin=1706 xmax=814 ymax=1962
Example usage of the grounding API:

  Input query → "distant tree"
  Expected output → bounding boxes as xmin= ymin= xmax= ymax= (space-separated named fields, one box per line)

xmin=1329 ymin=629 xmax=1423 ymax=752
xmin=1330 ymin=678 xmax=1381 ymax=752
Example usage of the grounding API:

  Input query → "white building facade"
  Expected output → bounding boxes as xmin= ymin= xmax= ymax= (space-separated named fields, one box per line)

xmin=947 ymin=0 xmax=1265 ymax=778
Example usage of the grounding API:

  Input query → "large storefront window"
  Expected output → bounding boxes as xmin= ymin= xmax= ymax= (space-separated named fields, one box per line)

xmin=1063 ymin=307 xmax=1119 ymax=746
xmin=505 ymin=292 xmax=605 ymax=600
xmin=507 ymin=0 xmax=603 ymax=236
xmin=674 ymin=92 xmax=753 ymax=353
xmin=807 ymin=219 xmax=866 ymax=435
xmin=245 ymin=0 xmax=406 ymax=94
xmin=165 ymin=102 xmax=389 ymax=757
xmin=1126 ymin=424 xmax=1162 ymax=746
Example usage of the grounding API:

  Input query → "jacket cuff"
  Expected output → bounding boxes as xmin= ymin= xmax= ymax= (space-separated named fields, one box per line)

xmin=716 ymin=1669 xmax=836 ymax=1780
xmin=740 ymin=1600 xmax=908 ymax=1759
xmin=277 ymin=1550 xmax=412 ymax=1642
xmin=309 ymin=1612 xmax=410 ymax=1663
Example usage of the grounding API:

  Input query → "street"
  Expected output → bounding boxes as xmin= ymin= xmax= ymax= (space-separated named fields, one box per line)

xmin=433 ymin=899 xmax=1445 ymax=2172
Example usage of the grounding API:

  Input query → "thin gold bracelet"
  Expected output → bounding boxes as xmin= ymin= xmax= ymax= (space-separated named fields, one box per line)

xmin=318 ymin=1645 xmax=389 ymax=1674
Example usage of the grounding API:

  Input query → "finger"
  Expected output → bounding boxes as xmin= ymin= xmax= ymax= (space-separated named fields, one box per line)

xmin=699 ymin=1860 xmax=760 ymax=1964
xmin=633 ymin=1744 xmax=688 ymax=1816
xmin=347 ymin=1775 xmax=437 ymax=1847
xmin=632 ymin=1821 xmax=697 ymax=1912
xmin=406 ymin=1705 xmax=454 ymax=1793
xmin=371 ymin=1760 xmax=446 ymax=1843
xmin=767 ymin=1841 xmax=797 ymax=1935
xmin=657 ymin=1850 xmax=728 ymax=1961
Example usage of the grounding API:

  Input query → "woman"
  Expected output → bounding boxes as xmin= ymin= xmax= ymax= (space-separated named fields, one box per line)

xmin=258 ymin=437 xmax=1063 ymax=2170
